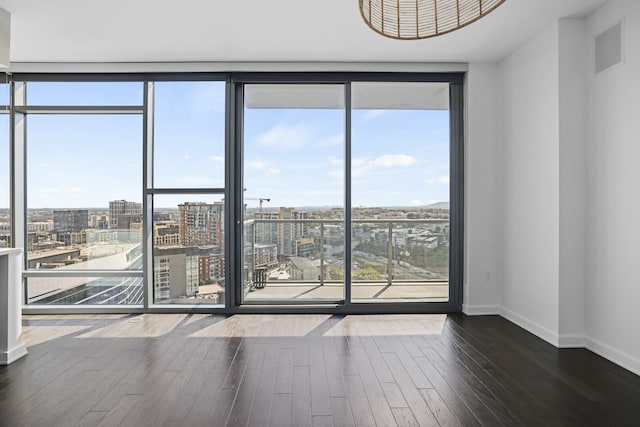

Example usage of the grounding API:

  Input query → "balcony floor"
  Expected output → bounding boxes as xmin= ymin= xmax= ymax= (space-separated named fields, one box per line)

xmin=244 ymin=281 xmax=449 ymax=302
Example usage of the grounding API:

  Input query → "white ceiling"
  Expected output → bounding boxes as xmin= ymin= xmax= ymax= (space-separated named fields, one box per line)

xmin=0 ymin=0 xmax=609 ymax=65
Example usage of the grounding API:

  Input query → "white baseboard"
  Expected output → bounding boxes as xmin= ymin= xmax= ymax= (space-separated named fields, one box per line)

xmin=557 ymin=334 xmax=586 ymax=348
xmin=481 ymin=307 xmax=640 ymax=378
xmin=499 ymin=306 xmax=560 ymax=347
xmin=585 ymin=337 xmax=640 ymax=377
xmin=462 ymin=304 xmax=500 ymax=315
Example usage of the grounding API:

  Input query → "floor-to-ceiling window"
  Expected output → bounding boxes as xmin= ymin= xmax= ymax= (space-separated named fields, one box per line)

xmin=150 ymin=80 xmax=226 ymax=306
xmin=18 ymin=81 xmax=144 ymax=306
xmin=8 ymin=72 xmax=462 ymax=312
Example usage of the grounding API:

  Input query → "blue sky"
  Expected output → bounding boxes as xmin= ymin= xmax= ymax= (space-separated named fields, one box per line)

xmin=1 ymin=82 xmax=450 ymax=210
xmin=244 ymin=107 xmax=449 ymax=209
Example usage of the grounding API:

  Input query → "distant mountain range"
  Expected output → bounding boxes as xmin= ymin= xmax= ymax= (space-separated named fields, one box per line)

xmin=423 ymin=202 xmax=449 ymax=210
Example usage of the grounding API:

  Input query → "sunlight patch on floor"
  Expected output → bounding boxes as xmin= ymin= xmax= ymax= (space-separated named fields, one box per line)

xmin=77 ymin=314 xmax=187 ymax=338
xmin=322 ymin=314 xmax=446 ymax=336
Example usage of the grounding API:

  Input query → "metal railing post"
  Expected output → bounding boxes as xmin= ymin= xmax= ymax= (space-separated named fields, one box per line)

xmin=387 ymin=222 xmax=393 ymax=286
xmin=251 ymin=221 xmax=255 ymax=284
xmin=320 ymin=222 xmax=325 ymax=285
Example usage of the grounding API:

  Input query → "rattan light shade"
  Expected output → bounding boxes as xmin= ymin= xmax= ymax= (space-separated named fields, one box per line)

xmin=359 ymin=0 xmax=506 ymax=40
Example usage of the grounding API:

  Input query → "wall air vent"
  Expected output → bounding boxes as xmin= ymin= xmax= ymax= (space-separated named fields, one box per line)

xmin=595 ymin=21 xmax=623 ymax=74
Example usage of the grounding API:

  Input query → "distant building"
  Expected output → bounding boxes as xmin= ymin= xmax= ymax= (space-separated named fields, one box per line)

xmin=279 ymin=207 xmax=308 ymax=257
xmin=196 ymin=245 xmax=224 ymax=284
xmin=153 ymin=246 xmax=199 ymax=300
xmin=89 ymin=215 xmax=109 ymax=229
xmin=254 ymin=208 xmax=308 ymax=258
xmin=109 ymin=200 xmax=142 ymax=229
xmin=289 ymin=256 xmax=319 ymax=281
xmin=254 ymin=212 xmax=279 ymax=246
xmin=27 ymin=221 xmax=54 ymax=232
xmin=254 ymin=243 xmax=278 ymax=269
xmin=295 ymin=237 xmax=315 ymax=258
xmin=153 ymin=245 xmax=223 ymax=300
xmin=178 ymin=202 xmax=224 ymax=247
xmin=52 ymin=210 xmax=88 ymax=246
xmin=153 ymin=223 xmax=180 ymax=246
xmin=53 ymin=209 xmax=88 ymax=233
xmin=27 ymin=248 xmax=82 ymax=269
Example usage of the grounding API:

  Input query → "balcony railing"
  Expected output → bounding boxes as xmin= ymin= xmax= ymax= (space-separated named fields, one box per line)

xmin=243 ymin=217 xmax=450 ymax=293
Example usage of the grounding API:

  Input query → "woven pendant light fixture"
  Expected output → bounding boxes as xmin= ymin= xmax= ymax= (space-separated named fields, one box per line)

xmin=359 ymin=0 xmax=506 ymax=40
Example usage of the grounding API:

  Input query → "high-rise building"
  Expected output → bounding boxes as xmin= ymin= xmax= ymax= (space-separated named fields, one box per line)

xmin=253 ymin=208 xmax=308 ymax=258
xmin=153 ymin=245 xmax=223 ymax=300
xmin=53 ymin=209 xmax=89 ymax=246
xmin=153 ymin=246 xmax=199 ymax=300
xmin=178 ymin=202 xmax=223 ymax=247
xmin=278 ymin=207 xmax=307 ymax=257
xmin=109 ymin=200 xmax=142 ymax=229
xmin=254 ymin=211 xmax=279 ymax=246
xmin=53 ymin=209 xmax=88 ymax=233
xmin=153 ymin=223 xmax=180 ymax=246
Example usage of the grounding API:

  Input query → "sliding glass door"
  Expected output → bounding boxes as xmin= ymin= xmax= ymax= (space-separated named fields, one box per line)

xmin=351 ymin=82 xmax=451 ymax=303
xmin=237 ymin=76 xmax=462 ymax=309
xmin=242 ymin=84 xmax=345 ymax=303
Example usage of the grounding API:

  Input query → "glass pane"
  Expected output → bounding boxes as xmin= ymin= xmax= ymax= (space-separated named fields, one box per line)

xmin=26 ymin=81 xmax=143 ymax=106
xmin=243 ymin=84 xmax=345 ymax=303
xmin=0 ymin=81 xmax=8 ymax=105
xmin=26 ymin=276 xmax=143 ymax=305
xmin=153 ymin=194 xmax=225 ymax=305
xmin=351 ymin=82 xmax=450 ymax=303
xmin=26 ymin=115 xmax=142 ymax=270
xmin=153 ymin=81 xmax=225 ymax=188
xmin=0 ymin=112 xmax=8 ymax=248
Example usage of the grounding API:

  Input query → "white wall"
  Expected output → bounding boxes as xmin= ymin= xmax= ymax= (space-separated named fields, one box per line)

xmin=468 ymin=0 xmax=640 ymax=375
xmin=497 ymin=23 xmax=561 ymax=343
xmin=585 ymin=0 xmax=640 ymax=375
xmin=463 ymin=63 xmax=501 ymax=315
xmin=558 ymin=19 xmax=588 ymax=345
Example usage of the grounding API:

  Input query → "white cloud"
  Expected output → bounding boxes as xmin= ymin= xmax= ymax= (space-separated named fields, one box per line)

xmin=39 ymin=186 xmax=84 ymax=200
xmin=352 ymin=157 xmax=368 ymax=167
xmin=369 ymin=154 xmax=415 ymax=168
xmin=411 ymin=199 xmax=422 ymax=206
xmin=317 ymin=134 xmax=344 ymax=147
xmin=256 ymin=124 xmax=313 ymax=150
xmin=352 ymin=154 xmax=416 ymax=177
xmin=328 ymin=169 xmax=343 ymax=180
xmin=211 ymin=155 xmax=224 ymax=166
xmin=427 ymin=172 xmax=450 ymax=185
xmin=184 ymin=154 xmax=190 ymax=160
xmin=328 ymin=156 xmax=342 ymax=166
xmin=364 ymin=110 xmax=389 ymax=120
xmin=246 ymin=160 xmax=267 ymax=170
xmin=40 ymin=187 xmax=83 ymax=194
xmin=40 ymin=162 xmax=49 ymax=169
xmin=191 ymin=83 xmax=225 ymax=116
xmin=246 ymin=160 xmax=280 ymax=176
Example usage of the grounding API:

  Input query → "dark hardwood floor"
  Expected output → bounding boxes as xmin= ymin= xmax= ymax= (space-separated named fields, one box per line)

xmin=1 ymin=313 xmax=639 ymax=426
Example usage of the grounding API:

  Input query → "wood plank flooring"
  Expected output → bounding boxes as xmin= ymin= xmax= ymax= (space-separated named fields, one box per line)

xmin=1 ymin=313 xmax=639 ymax=426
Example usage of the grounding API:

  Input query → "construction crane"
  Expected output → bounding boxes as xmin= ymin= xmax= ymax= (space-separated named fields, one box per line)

xmin=245 ymin=197 xmax=271 ymax=213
